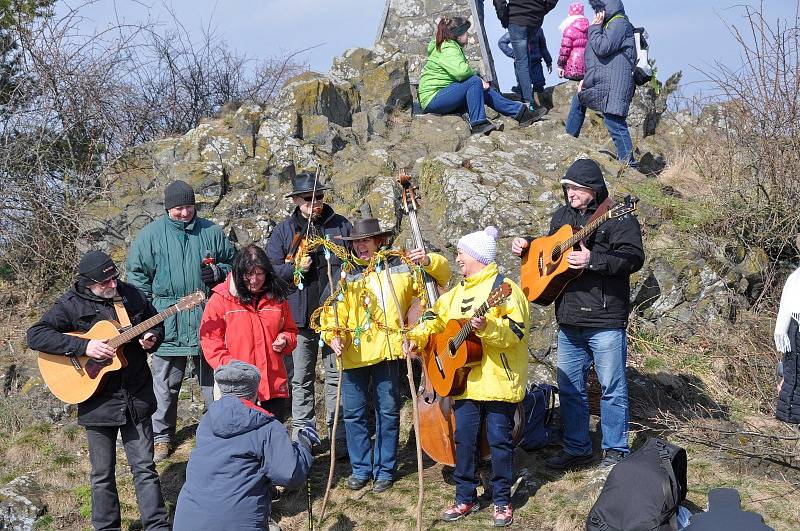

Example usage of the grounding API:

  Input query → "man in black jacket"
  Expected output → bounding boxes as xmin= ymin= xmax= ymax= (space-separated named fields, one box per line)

xmin=493 ymin=0 xmax=559 ymax=109
xmin=266 ymin=172 xmax=352 ymax=455
xmin=27 ymin=251 xmax=170 ymax=531
xmin=512 ymin=158 xmax=643 ymax=469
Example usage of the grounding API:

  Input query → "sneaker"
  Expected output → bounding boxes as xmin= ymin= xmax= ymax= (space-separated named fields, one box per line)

xmin=600 ymin=449 xmax=627 ymax=468
xmin=493 ymin=504 xmax=513 ymax=527
xmin=441 ymin=502 xmax=479 ymax=522
xmin=516 ymin=106 xmax=548 ymax=127
xmin=372 ymin=479 xmax=393 ymax=493
xmin=345 ymin=476 xmax=369 ymax=490
xmin=470 ymin=120 xmax=500 ymax=136
xmin=153 ymin=442 xmax=171 ymax=463
xmin=543 ymin=450 xmax=593 ymax=470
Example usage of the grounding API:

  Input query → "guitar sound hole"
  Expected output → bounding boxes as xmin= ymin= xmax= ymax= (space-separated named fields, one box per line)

xmin=551 ymin=248 xmax=561 ymax=262
xmin=448 ymin=341 xmax=456 ymax=357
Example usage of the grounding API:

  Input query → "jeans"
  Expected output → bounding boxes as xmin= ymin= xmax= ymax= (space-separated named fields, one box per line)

xmin=565 ymin=94 xmax=637 ymax=166
xmin=475 ymin=0 xmax=484 ymax=24
xmin=453 ymin=399 xmax=516 ymax=506
xmin=530 ymin=61 xmax=546 ymax=93
xmin=507 ymin=23 xmax=541 ymax=104
xmin=86 ymin=416 xmax=170 ymax=530
xmin=425 ymin=75 xmax=523 ymax=127
xmin=556 ymin=325 xmax=630 ymax=455
xmin=341 ymin=360 xmax=402 ymax=481
xmin=151 ymin=354 xmax=213 ymax=444
xmin=285 ymin=327 xmax=345 ymax=441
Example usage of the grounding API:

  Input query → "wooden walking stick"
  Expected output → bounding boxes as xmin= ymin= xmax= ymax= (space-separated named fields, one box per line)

xmin=382 ymin=255 xmax=424 ymax=531
xmin=318 ymin=237 xmax=344 ymax=525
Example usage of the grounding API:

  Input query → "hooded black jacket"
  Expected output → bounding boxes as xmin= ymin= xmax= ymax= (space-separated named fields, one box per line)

xmin=265 ymin=203 xmax=352 ymax=328
xmin=27 ymin=281 xmax=163 ymax=426
xmin=545 ymin=171 xmax=644 ymax=329
xmin=494 ymin=0 xmax=560 ymax=29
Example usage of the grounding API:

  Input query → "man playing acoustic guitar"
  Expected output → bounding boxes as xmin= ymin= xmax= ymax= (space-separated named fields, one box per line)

xmin=407 ymin=226 xmax=530 ymax=527
xmin=512 ymin=158 xmax=644 ymax=470
xmin=27 ymin=251 xmax=170 ymax=531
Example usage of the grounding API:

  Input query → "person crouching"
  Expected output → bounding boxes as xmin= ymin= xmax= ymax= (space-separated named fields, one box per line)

xmin=173 ymin=360 xmax=317 ymax=531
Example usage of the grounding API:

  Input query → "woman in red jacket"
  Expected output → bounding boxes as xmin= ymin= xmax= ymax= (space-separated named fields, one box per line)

xmin=201 ymin=244 xmax=298 ymax=421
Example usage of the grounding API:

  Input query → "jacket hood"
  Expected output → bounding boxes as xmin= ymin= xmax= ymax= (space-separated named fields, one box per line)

xmin=207 ymin=395 xmax=272 ymax=438
xmin=561 ymin=159 xmax=609 ymax=207
xmin=590 ymin=0 xmax=625 ymax=16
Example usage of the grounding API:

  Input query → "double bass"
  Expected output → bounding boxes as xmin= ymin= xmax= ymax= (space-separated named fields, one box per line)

xmin=397 ymin=170 xmax=459 ymax=466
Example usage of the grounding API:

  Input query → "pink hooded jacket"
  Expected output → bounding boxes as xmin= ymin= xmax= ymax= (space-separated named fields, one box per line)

xmin=558 ymin=3 xmax=590 ymax=80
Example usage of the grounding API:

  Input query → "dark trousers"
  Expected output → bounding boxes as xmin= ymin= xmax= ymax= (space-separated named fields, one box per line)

xmin=453 ymin=399 xmax=516 ymax=506
xmin=260 ymin=396 xmax=290 ymax=424
xmin=85 ymin=416 xmax=169 ymax=530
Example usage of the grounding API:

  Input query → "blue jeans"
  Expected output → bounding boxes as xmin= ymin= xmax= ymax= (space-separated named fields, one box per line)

xmin=556 ymin=325 xmax=630 ymax=455
xmin=530 ymin=61 xmax=546 ymax=93
xmin=453 ymin=399 xmax=516 ymax=506
xmin=425 ymin=75 xmax=522 ymax=127
xmin=341 ymin=360 xmax=402 ymax=481
xmin=507 ymin=23 xmax=541 ymax=104
xmin=475 ymin=0 xmax=484 ymax=24
xmin=565 ymin=94 xmax=637 ymax=166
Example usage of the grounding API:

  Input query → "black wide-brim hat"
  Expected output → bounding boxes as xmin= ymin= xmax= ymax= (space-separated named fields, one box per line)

xmin=339 ymin=218 xmax=394 ymax=241
xmin=285 ymin=172 xmax=332 ymax=198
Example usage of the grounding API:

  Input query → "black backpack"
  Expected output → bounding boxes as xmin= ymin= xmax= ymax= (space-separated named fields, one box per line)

xmin=516 ymin=383 xmax=557 ymax=451
xmin=586 ymin=438 xmax=687 ymax=531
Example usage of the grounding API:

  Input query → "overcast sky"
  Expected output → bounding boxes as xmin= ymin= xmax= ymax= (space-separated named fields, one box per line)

xmin=61 ymin=0 xmax=795 ymax=101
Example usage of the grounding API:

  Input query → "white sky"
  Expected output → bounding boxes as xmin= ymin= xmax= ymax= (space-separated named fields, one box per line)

xmin=61 ymin=0 xmax=796 ymax=101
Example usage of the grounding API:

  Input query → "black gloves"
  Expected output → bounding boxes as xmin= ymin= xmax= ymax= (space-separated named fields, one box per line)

xmin=200 ymin=262 xmax=223 ymax=287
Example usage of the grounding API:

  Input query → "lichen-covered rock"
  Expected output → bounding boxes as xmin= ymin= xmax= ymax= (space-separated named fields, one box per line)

xmin=0 ymin=476 xmax=46 ymax=530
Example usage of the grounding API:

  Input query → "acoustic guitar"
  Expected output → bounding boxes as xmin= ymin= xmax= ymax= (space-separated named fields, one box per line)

xmin=520 ymin=195 xmax=638 ymax=306
xmin=37 ymin=291 xmax=206 ymax=404
xmin=425 ymin=282 xmax=512 ymax=397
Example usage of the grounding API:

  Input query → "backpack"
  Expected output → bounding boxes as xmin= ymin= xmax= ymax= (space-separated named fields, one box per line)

xmin=516 ymin=383 xmax=557 ymax=451
xmin=604 ymin=14 xmax=654 ymax=87
xmin=586 ymin=438 xmax=688 ymax=531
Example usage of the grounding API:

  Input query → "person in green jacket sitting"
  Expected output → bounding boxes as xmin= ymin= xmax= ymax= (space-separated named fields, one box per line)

xmin=418 ymin=16 xmax=546 ymax=135
xmin=126 ymin=180 xmax=235 ymax=462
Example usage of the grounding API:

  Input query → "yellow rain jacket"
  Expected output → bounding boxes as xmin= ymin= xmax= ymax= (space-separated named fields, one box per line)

xmin=320 ymin=253 xmax=450 ymax=370
xmin=408 ymin=262 xmax=530 ymax=403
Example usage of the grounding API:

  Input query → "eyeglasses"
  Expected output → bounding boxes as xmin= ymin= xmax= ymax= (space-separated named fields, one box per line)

xmin=299 ymin=193 xmax=324 ymax=203
xmin=91 ymin=274 xmax=119 ymax=286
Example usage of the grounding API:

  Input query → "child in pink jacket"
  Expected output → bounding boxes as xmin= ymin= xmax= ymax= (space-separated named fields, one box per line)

xmin=557 ymin=3 xmax=589 ymax=80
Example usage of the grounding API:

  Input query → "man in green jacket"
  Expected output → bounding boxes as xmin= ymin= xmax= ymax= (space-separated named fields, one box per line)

xmin=127 ymin=180 xmax=235 ymax=461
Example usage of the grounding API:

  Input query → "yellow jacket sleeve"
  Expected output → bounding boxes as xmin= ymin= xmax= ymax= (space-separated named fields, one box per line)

xmin=475 ymin=284 xmax=530 ymax=349
xmin=423 ymin=253 xmax=451 ymax=287
xmin=407 ymin=287 xmax=454 ymax=349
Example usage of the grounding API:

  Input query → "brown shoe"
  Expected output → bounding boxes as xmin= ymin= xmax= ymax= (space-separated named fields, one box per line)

xmin=153 ymin=442 xmax=171 ymax=463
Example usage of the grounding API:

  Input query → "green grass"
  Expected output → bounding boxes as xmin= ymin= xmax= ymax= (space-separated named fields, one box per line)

xmin=73 ymin=485 xmax=92 ymax=520
xmin=32 ymin=515 xmax=53 ymax=530
xmin=624 ymin=180 xmax=719 ymax=232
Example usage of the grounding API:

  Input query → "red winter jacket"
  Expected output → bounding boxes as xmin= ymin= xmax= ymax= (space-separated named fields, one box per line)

xmin=558 ymin=6 xmax=589 ymax=80
xmin=200 ymin=275 xmax=298 ymax=401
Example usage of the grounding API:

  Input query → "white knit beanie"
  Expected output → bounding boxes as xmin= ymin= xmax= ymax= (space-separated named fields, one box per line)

xmin=458 ymin=226 xmax=499 ymax=265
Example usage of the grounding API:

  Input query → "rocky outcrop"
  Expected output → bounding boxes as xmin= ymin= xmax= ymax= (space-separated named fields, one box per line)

xmin=0 ymin=476 xmax=46 ymax=530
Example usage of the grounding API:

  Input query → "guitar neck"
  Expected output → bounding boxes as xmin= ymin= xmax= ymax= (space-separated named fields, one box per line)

xmin=557 ymin=211 xmax=611 ymax=254
xmin=452 ymin=301 xmax=490 ymax=350
xmin=107 ymin=305 xmax=179 ymax=349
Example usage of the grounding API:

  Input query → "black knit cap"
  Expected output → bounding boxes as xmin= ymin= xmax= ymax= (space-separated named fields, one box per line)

xmin=164 ymin=180 xmax=196 ymax=210
xmin=77 ymin=250 xmax=118 ymax=285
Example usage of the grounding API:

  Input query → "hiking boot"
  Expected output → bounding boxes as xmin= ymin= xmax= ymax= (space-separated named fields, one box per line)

xmin=543 ymin=450 xmax=593 ymax=470
xmin=515 ymin=105 xmax=548 ymax=127
xmin=345 ymin=476 xmax=369 ymax=490
xmin=372 ymin=479 xmax=393 ymax=493
xmin=599 ymin=449 xmax=627 ymax=468
xmin=441 ymin=502 xmax=479 ymax=522
xmin=153 ymin=442 xmax=171 ymax=463
xmin=493 ymin=504 xmax=514 ymax=527
xmin=470 ymin=120 xmax=500 ymax=136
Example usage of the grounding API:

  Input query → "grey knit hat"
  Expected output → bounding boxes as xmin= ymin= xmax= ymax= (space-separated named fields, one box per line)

xmin=164 ymin=180 xmax=196 ymax=210
xmin=214 ymin=360 xmax=260 ymax=399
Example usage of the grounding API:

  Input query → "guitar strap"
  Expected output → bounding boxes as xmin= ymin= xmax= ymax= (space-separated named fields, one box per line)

xmin=113 ymin=296 xmax=132 ymax=328
xmin=588 ymin=197 xmax=615 ymax=225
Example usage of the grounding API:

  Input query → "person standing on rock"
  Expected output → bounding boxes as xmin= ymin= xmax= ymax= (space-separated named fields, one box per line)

xmin=266 ymin=172 xmax=352 ymax=456
xmin=200 ymin=244 xmax=298 ymax=421
xmin=406 ymin=226 xmax=530 ymax=527
xmin=320 ymin=212 xmax=451 ymax=494
xmin=173 ymin=360 xmax=316 ymax=531
xmin=557 ymin=2 xmax=589 ymax=80
xmin=127 ymin=180 xmax=235 ymax=462
xmin=512 ymin=158 xmax=643 ymax=470
xmin=493 ymin=0 xmax=560 ymax=111
xmin=564 ymin=0 xmax=638 ymax=167
xmin=418 ymin=16 xmax=546 ymax=136
xmin=498 ymin=27 xmax=553 ymax=107
xmin=27 ymin=251 xmax=170 ymax=531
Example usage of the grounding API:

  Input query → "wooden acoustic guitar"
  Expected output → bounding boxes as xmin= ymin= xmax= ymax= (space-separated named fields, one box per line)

xmin=37 ymin=291 xmax=205 ymax=404
xmin=520 ymin=195 xmax=638 ymax=306
xmin=425 ymin=282 xmax=512 ymax=397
